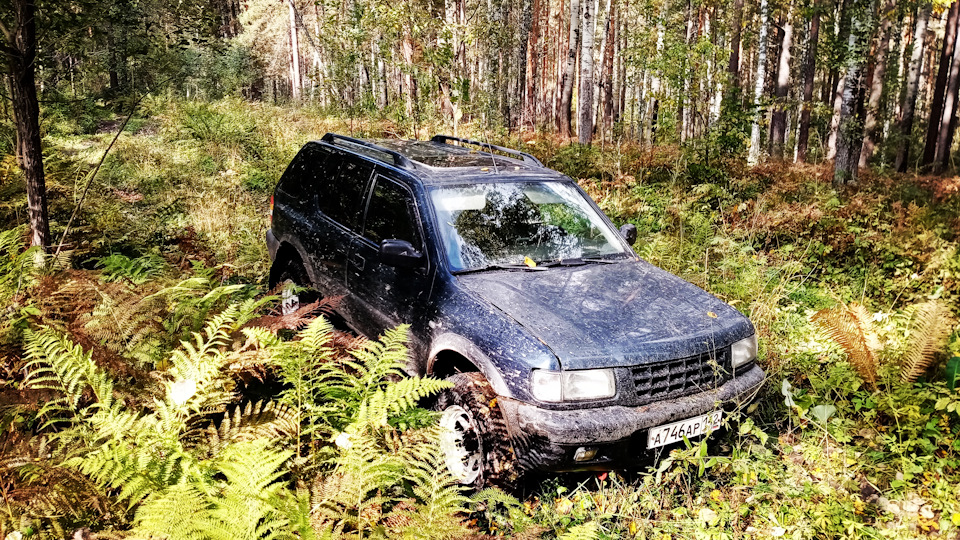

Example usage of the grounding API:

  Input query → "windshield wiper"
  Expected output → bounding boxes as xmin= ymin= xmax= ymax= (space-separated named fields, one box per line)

xmin=539 ymin=257 xmax=624 ymax=267
xmin=452 ymin=263 xmax=548 ymax=275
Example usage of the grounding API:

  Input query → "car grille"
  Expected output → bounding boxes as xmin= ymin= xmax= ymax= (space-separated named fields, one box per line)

xmin=630 ymin=350 xmax=731 ymax=405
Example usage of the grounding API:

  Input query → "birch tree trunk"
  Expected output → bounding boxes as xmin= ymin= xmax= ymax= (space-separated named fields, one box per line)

xmin=894 ymin=5 xmax=931 ymax=172
xmin=796 ymin=3 xmax=820 ymax=162
xmin=3 ymin=0 xmax=49 ymax=247
xmin=769 ymin=4 xmax=794 ymax=160
xmin=748 ymin=0 xmax=770 ymax=165
xmin=578 ymin=0 xmax=596 ymax=144
xmin=559 ymin=0 xmax=581 ymax=137
xmin=859 ymin=0 xmax=897 ymax=168
xmin=288 ymin=0 xmax=302 ymax=101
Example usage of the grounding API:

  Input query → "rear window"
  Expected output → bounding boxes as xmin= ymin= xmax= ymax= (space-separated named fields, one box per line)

xmin=276 ymin=143 xmax=331 ymax=202
xmin=317 ymin=155 xmax=373 ymax=230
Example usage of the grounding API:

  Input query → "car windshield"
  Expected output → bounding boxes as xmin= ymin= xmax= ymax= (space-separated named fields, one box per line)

xmin=429 ymin=181 xmax=629 ymax=271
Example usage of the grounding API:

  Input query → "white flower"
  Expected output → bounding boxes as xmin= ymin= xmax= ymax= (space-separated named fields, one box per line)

xmin=169 ymin=379 xmax=197 ymax=406
xmin=335 ymin=432 xmax=352 ymax=450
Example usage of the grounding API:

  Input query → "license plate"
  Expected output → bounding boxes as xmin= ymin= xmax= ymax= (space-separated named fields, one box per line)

xmin=646 ymin=411 xmax=722 ymax=449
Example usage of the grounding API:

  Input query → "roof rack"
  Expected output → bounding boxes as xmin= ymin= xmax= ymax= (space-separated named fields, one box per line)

xmin=430 ymin=135 xmax=544 ymax=167
xmin=321 ymin=133 xmax=414 ymax=169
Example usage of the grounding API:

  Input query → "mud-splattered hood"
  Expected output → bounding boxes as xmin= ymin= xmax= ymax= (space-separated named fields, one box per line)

xmin=457 ymin=259 xmax=755 ymax=370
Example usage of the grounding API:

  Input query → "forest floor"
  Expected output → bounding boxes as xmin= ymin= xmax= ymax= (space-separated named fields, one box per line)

xmin=1 ymin=97 xmax=960 ymax=539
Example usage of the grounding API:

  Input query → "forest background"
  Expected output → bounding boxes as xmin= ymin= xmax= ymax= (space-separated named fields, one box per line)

xmin=1 ymin=0 xmax=960 ymax=538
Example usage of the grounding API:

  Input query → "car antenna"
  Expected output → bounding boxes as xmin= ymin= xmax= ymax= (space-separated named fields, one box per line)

xmin=482 ymin=129 xmax=499 ymax=174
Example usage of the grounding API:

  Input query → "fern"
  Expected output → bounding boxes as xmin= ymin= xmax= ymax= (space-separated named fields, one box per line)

xmin=812 ymin=302 xmax=881 ymax=387
xmin=133 ymin=440 xmax=295 ymax=540
xmin=402 ymin=429 xmax=471 ymax=539
xmin=0 ymin=226 xmax=39 ymax=332
xmin=22 ymin=328 xmax=116 ymax=427
xmin=198 ymin=400 xmax=300 ymax=456
xmin=93 ymin=252 xmax=167 ymax=284
xmin=900 ymin=300 xmax=957 ymax=383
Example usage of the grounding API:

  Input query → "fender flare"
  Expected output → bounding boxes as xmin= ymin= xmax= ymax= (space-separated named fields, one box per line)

xmin=428 ymin=333 xmax=515 ymax=399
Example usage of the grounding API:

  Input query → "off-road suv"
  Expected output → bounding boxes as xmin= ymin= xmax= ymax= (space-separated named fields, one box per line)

xmin=267 ymin=133 xmax=764 ymax=486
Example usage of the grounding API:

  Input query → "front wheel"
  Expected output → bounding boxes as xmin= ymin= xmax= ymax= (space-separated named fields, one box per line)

xmin=433 ymin=372 xmax=519 ymax=489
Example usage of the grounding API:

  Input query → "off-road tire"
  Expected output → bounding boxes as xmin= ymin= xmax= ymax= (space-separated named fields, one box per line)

xmin=433 ymin=372 xmax=519 ymax=489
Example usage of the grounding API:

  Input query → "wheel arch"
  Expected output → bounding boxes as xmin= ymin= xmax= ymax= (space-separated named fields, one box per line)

xmin=269 ymin=241 xmax=313 ymax=288
xmin=427 ymin=334 xmax=514 ymax=398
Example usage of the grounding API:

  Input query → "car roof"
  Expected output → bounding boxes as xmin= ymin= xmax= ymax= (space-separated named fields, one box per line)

xmin=318 ymin=133 xmax=572 ymax=186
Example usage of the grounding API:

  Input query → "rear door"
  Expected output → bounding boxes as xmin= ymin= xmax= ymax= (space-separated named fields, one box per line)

xmin=300 ymin=147 xmax=374 ymax=299
xmin=345 ymin=174 xmax=434 ymax=354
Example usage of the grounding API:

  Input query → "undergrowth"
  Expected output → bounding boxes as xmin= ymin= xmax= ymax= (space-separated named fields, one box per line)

xmin=1 ymin=97 xmax=959 ymax=538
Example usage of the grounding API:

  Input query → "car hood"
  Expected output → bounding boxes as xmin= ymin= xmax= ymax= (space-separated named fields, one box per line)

xmin=457 ymin=260 xmax=755 ymax=369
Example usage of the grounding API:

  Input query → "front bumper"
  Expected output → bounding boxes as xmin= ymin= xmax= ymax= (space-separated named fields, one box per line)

xmin=498 ymin=364 xmax=765 ymax=471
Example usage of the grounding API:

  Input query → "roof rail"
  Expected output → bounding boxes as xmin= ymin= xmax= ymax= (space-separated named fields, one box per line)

xmin=321 ymin=133 xmax=414 ymax=169
xmin=430 ymin=135 xmax=544 ymax=167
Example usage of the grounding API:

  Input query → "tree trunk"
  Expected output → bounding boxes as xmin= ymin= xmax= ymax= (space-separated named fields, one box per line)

xmin=288 ymin=0 xmax=302 ymax=101
xmin=577 ymin=0 xmax=596 ymax=144
xmin=859 ymin=0 xmax=897 ymax=168
xmin=894 ymin=5 xmax=932 ymax=172
xmin=796 ymin=3 xmax=820 ymax=162
xmin=834 ymin=2 xmax=874 ymax=187
xmin=559 ymin=0 xmax=581 ymax=138
xmin=769 ymin=5 xmax=794 ymax=160
xmin=726 ymin=0 xmax=744 ymax=96
xmin=646 ymin=18 xmax=665 ymax=145
xmin=523 ymin=0 xmax=542 ymax=129
xmin=924 ymin=0 xmax=960 ymax=168
xmin=748 ymin=0 xmax=770 ymax=165
xmin=3 ymin=0 xmax=49 ymax=248
xmin=599 ymin=0 xmax=616 ymax=140
xmin=934 ymin=9 xmax=960 ymax=172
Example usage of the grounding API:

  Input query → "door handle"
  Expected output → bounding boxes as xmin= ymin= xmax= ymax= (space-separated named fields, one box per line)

xmin=350 ymin=253 xmax=365 ymax=271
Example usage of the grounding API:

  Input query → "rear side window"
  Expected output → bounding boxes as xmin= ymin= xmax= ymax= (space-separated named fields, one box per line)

xmin=363 ymin=177 xmax=421 ymax=249
xmin=316 ymin=154 xmax=373 ymax=230
xmin=276 ymin=143 xmax=330 ymax=203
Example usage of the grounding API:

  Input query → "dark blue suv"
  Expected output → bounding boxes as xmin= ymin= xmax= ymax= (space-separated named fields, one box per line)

xmin=267 ymin=134 xmax=764 ymax=486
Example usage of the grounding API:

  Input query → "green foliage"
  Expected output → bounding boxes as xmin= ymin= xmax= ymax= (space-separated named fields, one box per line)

xmin=93 ymin=252 xmax=167 ymax=284
xmin=0 ymin=226 xmax=40 ymax=338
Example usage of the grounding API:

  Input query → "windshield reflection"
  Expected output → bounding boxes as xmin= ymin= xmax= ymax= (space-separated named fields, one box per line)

xmin=430 ymin=182 xmax=627 ymax=271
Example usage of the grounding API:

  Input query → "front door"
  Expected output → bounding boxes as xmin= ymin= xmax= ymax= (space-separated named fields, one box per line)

xmin=345 ymin=175 xmax=434 ymax=358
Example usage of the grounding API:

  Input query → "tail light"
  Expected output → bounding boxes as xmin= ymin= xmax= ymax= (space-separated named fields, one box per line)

xmin=269 ymin=194 xmax=274 ymax=224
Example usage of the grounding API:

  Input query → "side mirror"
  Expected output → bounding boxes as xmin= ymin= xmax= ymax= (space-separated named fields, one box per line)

xmin=619 ymin=223 xmax=638 ymax=246
xmin=379 ymin=239 xmax=426 ymax=269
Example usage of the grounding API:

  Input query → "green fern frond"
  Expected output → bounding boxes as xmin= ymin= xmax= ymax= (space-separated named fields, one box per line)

xmin=402 ymin=433 xmax=470 ymax=539
xmin=134 ymin=482 xmax=210 ymax=540
xmin=356 ymin=377 xmax=452 ymax=428
xmin=198 ymin=401 xmax=300 ymax=456
xmin=22 ymin=328 xmax=116 ymax=423
xmin=812 ymin=303 xmax=880 ymax=387
xmin=901 ymin=300 xmax=957 ymax=383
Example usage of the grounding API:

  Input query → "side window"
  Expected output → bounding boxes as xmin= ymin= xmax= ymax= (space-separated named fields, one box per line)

xmin=363 ymin=177 xmax=421 ymax=249
xmin=276 ymin=143 xmax=329 ymax=203
xmin=316 ymin=153 xmax=372 ymax=230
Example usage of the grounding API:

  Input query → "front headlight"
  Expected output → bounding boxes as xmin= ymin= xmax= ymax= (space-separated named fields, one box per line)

xmin=531 ymin=369 xmax=616 ymax=402
xmin=730 ymin=334 xmax=758 ymax=368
